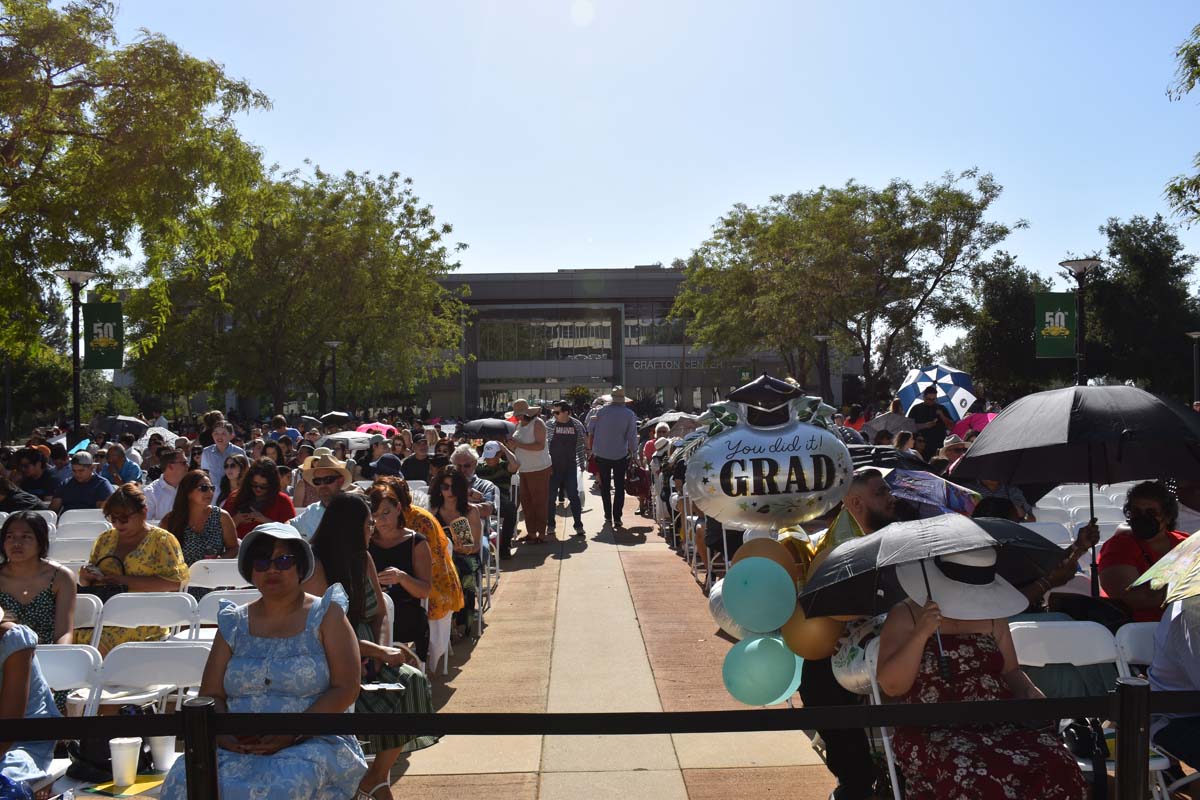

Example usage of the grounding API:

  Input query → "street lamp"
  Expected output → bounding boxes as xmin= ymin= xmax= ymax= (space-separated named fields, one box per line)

xmin=53 ymin=269 xmax=97 ymax=440
xmin=1188 ymin=332 xmax=1200 ymax=404
xmin=324 ymin=341 xmax=343 ymax=410
xmin=1060 ymin=258 xmax=1102 ymax=387
xmin=813 ymin=335 xmax=833 ymax=403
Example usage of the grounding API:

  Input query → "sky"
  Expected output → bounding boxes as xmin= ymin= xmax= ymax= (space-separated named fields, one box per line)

xmin=113 ymin=0 xmax=1200 ymax=301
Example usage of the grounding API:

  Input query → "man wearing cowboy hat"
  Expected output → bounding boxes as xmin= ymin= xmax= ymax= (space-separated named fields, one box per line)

xmin=587 ymin=385 xmax=638 ymax=528
xmin=289 ymin=448 xmax=354 ymax=540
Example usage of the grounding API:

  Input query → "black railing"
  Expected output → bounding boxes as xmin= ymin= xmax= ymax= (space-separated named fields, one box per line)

xmin=18 ymin=679 xmax=1200 ymax=799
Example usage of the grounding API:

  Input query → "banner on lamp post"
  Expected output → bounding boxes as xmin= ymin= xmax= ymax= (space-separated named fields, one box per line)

xmin=1035 ymin=292 xmax=1076 ymax=359
xmin=82 ymin=303 xmax=124 ymax=369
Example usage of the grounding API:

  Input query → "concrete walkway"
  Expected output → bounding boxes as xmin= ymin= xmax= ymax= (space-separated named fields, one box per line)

xmin=391 ymin=477 xmax=838 ymax=799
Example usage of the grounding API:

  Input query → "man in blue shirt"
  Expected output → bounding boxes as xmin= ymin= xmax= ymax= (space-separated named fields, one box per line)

xmin=200 ymin=421 xmax=245 ymax=481
xmin=586 ymin=386 xmax=638 ymax=528
xmin=52 ymin=451 xmax=115 ymax=513
xmin=99 ymin=443 xmax=143 ymax=485
xmin=267 ymin=414 xmax=301 ymax=442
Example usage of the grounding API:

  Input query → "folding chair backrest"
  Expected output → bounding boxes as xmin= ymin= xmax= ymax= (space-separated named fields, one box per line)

xmin=1073 ymin=520 xmax=1123 ymax=543
xmin=1009 ymin=620 xmax=1117 ymax=667
xmin=53 ymin=520 xmax=108 ymax=540
xmin=86 ymin=640 xmax=212 ymax=715
xmin=58 ymin=508 xmax=107 ymax=525
xmin=36 ymin=644 xmax=102 ymax=692
xmin=1033 ymin=507 xmax=1072 ymax=525
xmin=33 ymin=509 xmax=58 ymax=528
xmin=94 ymin=592 xmax=198 ymax=644
xmin=1115 ymin=621 xmax=1158 ymax=679
xmin=381 ymin=592 xmax=394 ymax=647
xmin=74 ymin=593 xmax=103 ymax=630
xmin=49 ymin=538 xmax=97 ymax=562
xmin=1070 ymin=506 xmax=1125 ymax=528
xmin=1021 ymin=521 xmax=1073 ymax=549
xmin=196 ymin=589 xmax=260 ymax=625
xmin=186 ymin=558 xmax=249 ymax=589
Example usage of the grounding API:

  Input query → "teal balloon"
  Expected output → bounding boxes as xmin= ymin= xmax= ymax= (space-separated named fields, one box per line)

xmin=722 ymin=633 xmax=805 ymax=707
xmin=722 ymin=557 xmax=797 ymax=633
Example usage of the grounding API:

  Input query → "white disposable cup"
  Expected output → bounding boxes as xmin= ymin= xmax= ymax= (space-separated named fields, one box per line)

xmin=109 ymin=737 xmax=142 ymax=785
xmin=148 ymin=735 xmax=176 ymax=771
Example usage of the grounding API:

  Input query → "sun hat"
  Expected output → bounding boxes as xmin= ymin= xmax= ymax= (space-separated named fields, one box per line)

xmin=369 ymin=452 xmax=403 ymax=477
xmin=654 ymin=437 xmax=671 ymax=453
xmin=510 ymin=399 xmax=541 ymax=418
xmin=238 ymin=522 xmax=316 ymax=583
xmin=300 ymin=450 xmax=352 ymax=485
xmin=70 ymin=451 xmax=94 ymax=466
xmin=481 ymin=441 xmax=502 ymax=459
xmin=610 ymin=386 xmax=627 ymax=403
xmin=894 ymin=547 xmax=1027 ymax=621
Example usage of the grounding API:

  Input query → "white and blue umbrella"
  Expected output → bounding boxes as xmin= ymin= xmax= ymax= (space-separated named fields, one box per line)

xmin=897 ymin=364 xmax=977 ymax=422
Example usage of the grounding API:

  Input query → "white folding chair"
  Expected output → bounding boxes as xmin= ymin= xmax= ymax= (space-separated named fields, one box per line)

xmin=51 ymin=520 xmax=108 ymax=541
xmin=33 ymin=509 xmax=58 ymax=528
xmin=89 ymin=591 xmax=199 ymax=649
xmin=1032 ymin=506 xmax=1072 ymax=525
xmin=1071 ymin=520 xmax=1123 ymax=544
xmin=58 ymin=508 xmax=107 ymax=525
xmin=1021 ymin=521 xmax=1074 ymax=549
xmin=79 ymin=639 xmax=213 ymax=715
xmin=172 ymin=588 xmax=260 ymax=641
xmin=406 ymin=480 xmax=428 ymax=492
xmin=1070 ymin=505 xmax=1126 ymax=530
xmin=48 ymin=537 xmax=97 ymax=562
xmin=31 ymin=644 xmax=103 ymax=793
xmin=74 ymin=593 xmax=103 ymax=631
xmin=185 ymin=558 xmax=250 ymax=589
xmin=862 ymin=636 xmax=903 ymax=800
xmin=1010 ymin=620 xmax=1171 ymax=798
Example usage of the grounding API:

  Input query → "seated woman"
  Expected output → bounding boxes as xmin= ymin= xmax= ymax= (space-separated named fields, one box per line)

xmin=367 ymin=480 xmax=432 ymax=663
xmin=303 ymin=495 xmax=438 ymax=800
xmin=1099 ymin=481 xmax=1189 ymax=622
xmin=393 ymin=477 xmax=462 ymax=669
xmin=0 ymin=609 xmax=60 ymax=800
xmin=161 ymin=470 xmax=239 ymax=566
xmin=877 ymin=548 xmax=1087 ymax=799
xmin=223 ymin=458 xmax=297 ymax=539
xmin=75 ymin=483 xmax=189 ymax=653
xmin=216 ymin=454 xmax=249 ymax=509
xmin=0 ymin=511 xmax=76 ymax=644
xmin=159 ymin=523 xmax=367 ymax=800
xmin=429 ymin=466 xmax=481 ymax=638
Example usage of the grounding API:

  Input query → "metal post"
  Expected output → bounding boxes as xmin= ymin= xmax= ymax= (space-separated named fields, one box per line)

xmin=70 ymin=281 xmax=82 ymax=435
xmin=331 ymin=347 xmax=338 ymax=410
xmin=181 ymin=696 xmax=219 ymax=800
xmin=814 ymin=335 xmax=833 ymax=402
xmin=3 ymin=355 xmax=11 ymax=445
xmin=1193 ymin=337 xmax=1199 ymax=405
xmin=1074 ymin=273 xmax=1086 ymax=387
xmin=1115 ymin=677 xmax=1151 ymax=799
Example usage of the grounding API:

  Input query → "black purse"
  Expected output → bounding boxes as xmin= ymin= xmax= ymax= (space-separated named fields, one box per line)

xmin=78 ymin=554 xmax=129 ymax=602
xmin=66 ymin=703 xmax=156 ymax=782
xmin=1063 ymin=717 xmax=1108 ymax=800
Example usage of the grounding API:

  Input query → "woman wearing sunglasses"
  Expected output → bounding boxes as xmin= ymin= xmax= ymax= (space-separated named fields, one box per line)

xmin=160 ymin=471 xmax=239 ymax=569
xmin=216 ymin=453 xmax=250 ymax=508
xmin=75 ymin=483 xmax=190 ymax=654
xmin=223 ymin=457 xmax=297 ymax=539
xmin=428 ymin=466 xmax=482 ymax=639
xmin=261 ymin=439 xmax=286 ymax=467
xmin=158 ymin=522 xmax=367 ymax=800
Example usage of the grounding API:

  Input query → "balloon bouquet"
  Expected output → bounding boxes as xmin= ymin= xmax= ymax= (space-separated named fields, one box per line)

xmin=681 ymin=375 xmax=857 ymax=706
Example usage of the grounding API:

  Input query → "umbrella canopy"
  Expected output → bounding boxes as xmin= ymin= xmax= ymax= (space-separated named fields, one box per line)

xmin=320 ymin=411 xmax=354 ymax=426
xmin=133 ymin=426 xmax=177 ymax=452
xmin=952 ymin=412 xmax=997 ymax=439
xmin=462 ymin=418 xmax=517 ymax=442
xmin=1133 ymin=531 xmax=1200 ymax=604
xmin=319 ymin=431 xmax=373 ymax=453
xmin=356 ymin=422 xmax=398 ymax=438
xmin=897 ymin=364 xmax=977 ymax=422
xmin=798 ymin=514 xmax=1064 ymax=618
xmin=99 ymin=415 xmax=148 ymax=438
xmin=878 ymin=467 xmax=980 ymax=517
xmin=861 ymin=412 xmax=915 ymax=441
xmin=951 ymin=385 xmax=1200 ymax=486
xmin=300 ymin=415 xmax=322 ymax=430
xmin=641 ymin=410 xmax=699 ymax=431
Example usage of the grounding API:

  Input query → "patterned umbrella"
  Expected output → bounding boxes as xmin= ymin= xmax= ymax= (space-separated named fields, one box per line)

xmin=1133 ymin=531 xmax=1200 ymax=604
xmin=897 ymin=364 xmax=977 ymax=422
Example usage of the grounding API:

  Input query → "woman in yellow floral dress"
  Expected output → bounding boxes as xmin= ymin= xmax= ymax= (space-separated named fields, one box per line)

xmin=75 ymin=483 xmax=189 ymax=653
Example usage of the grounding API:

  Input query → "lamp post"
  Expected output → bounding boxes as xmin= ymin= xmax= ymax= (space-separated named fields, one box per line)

xmin=1060 ymin=258 xmax=1102 ymax=387
xmin=814 ymin=335 xmax=833 ymax=402
xmin=324 ymin=341 xmax=343 ymax=410
xmin=53 ymin=269 xmax=97 ymax=439
xmin=1188 ymin=332 xmax=1200 ymax=405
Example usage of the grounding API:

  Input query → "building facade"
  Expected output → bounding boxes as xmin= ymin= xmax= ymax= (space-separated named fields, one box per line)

xmin=424 ymin=265 xmax=852 ymax=418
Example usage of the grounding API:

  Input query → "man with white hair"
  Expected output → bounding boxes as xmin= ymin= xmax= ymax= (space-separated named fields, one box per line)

xmin=587 ymin=386 xmax=638 ymax=529
xmin=450 ymin=443 xmax=498 ymax=524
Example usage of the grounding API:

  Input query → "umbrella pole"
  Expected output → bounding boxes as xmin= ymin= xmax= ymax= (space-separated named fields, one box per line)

xmin=919 ymin=561 xmax=953 ymax=682
xmin=1089 ymin=442 xmax=1099 ymax=599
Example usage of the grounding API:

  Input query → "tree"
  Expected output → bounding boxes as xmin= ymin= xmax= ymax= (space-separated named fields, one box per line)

xmin=0 ymin=0 xmax=268 ymax=356
xmin=130 ymin=166 xmax=470 ymax=412
xmin=1168 ymin=23 xmax=1200 ymax=220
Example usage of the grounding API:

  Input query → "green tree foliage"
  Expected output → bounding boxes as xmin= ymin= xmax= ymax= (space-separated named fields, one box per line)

xmin=673 ymin=170 xmax=1018 ymax=398
xmin=1082 ymin=215 xmax=1200 ymax=398
xmin=1168 ymin=23 xmax=1200 ymax=219
xmin=0 ymin=0 xmax=268 ymax=356
xmin=129 ymin=166 xmax=469 ymax=412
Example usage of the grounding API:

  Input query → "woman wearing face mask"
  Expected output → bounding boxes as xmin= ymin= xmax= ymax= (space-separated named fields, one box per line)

xmin=1098 ymin=481 xmax=1190 ymax=622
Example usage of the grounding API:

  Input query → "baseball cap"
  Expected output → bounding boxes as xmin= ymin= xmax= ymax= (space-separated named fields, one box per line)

xmin=369 ymin=453 xmax=403 ymax=476
xmin=70 ymin=451 xmax=94 ymax=466
xmin=481 ymin=441 xmax=501 ymax=459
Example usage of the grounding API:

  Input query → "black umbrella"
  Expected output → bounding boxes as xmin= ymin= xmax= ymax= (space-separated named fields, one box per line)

xmin=798 ymin=514 xmax=1065 ymax=619
xmin=320 ymin=411 xmax=354 ymax=426
xmin=462 ymin=418 xmax=517 ymax=442
xmin=300 ymin=415 xmax=322 ymax=430
xmin=951 ymin=385 xmax=1200 ymax=595
xmin=100 ymin=415 xmax=148 ymax=438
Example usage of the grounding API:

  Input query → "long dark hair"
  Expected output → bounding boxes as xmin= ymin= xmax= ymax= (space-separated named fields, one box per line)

xmin=219 ymin=454 xmax=250 ymax=501
xmin=309 ymin=493 xmax=369 ymax=628
xmin=234 ymin=458 xmax=281 ymax=514
xmin=429 ymin=465 xmax=469 ymax=516
xmin=261 ymin=440 xmax=284 ymax=465
xmin=162 ymin=470 xmax=212 ymax=545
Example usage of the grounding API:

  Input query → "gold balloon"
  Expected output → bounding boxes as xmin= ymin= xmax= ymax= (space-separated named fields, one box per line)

xmin=732 ymin=537 xmax=801 ymax=584
xmin=781 ymin=605 xmax=846 ymax=660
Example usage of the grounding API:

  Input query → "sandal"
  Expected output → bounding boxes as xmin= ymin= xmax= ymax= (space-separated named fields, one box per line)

xmin=356 ymin=781 xmax=391 ymax=800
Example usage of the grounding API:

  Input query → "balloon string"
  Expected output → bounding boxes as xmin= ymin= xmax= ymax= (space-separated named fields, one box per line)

xmin=919 ymin=560 xmax=953 ymax=682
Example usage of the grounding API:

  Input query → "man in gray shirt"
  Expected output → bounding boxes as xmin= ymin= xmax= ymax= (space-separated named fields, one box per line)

xmin=586 ymin=386 xmax=638 ymax=528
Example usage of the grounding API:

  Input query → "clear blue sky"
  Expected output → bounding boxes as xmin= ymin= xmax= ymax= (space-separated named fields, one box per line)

xmin=116 ymin=0 xmax=1200 ymax=297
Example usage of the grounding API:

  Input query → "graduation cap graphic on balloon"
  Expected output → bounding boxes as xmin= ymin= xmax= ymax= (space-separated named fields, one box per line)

xmin=727 ymin=374 xmax=805 ymax=427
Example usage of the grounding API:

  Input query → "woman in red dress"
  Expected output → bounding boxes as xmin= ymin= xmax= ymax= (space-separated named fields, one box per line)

xmin=222 ymin=457 xmax=297 ymax=539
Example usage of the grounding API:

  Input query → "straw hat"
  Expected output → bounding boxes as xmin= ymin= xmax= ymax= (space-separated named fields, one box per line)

xmin=610 ymin=385 xmax=627 ymax=403
xmin=510 ymin=398 xmax=541 ymax=418
xmin=895 ymin=547 xmax=1027 ymax=621
xmin=300 ymin=448 xmax=352 ymax=485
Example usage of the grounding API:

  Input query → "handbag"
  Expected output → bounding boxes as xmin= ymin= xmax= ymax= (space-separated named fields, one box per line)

xmin=624 ymin=463 xmax=650 ymax=497
xmin=1062 ymin=717 xmax=1108 ymax=800
xmin=77 ymin=554 xmax=129 ymax=602
xmin=66 ymin=703 xmax=156 ymax=782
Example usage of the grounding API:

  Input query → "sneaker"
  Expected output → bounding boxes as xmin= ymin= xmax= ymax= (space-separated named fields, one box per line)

xmin=573 ymin=524 xmax=586 ymax=537
xmin=603 ymin=516 xmax=613 ymax=527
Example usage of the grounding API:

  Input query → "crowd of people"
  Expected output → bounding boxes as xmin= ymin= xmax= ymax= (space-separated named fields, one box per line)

xmin=5 ymin=386 xmax=1200 ymax=798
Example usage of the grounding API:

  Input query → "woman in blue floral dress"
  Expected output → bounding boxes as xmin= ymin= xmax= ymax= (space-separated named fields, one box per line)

xmin=160 ymin=523 xmax=366 ymax=800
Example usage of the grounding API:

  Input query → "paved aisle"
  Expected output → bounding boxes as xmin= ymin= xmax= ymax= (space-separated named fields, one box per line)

xmin=392 ymin=478 xmax=837 ymax=799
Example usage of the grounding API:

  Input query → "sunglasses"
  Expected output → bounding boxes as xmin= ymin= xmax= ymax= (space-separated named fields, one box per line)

xmin=252 ymin=554 xmax=297 ymax=572
xmin=251 ymin=481 xmax=270 ymax=491
xmin=309 ymin=475 xmax=341 ymax=486
xmin=106 ymin=514 xmax=135 ymax=524
xmin=440 ymin=483 xmax=454 ymax=491
xmin=196 ymin=484 xmax=215 ymax=493
xmin=224 ymin=462 xmax=239 ymax=469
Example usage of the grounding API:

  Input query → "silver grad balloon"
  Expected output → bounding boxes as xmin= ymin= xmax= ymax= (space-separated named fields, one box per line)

xmin=684 ymin=401 xmax=854 ymax=527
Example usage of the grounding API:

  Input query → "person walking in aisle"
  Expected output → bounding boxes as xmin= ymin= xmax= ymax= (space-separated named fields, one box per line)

xmin=587 ymin=386 xmax=637 ymax=529
xmin=546 ymin=401 xmax=587 ymax=538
